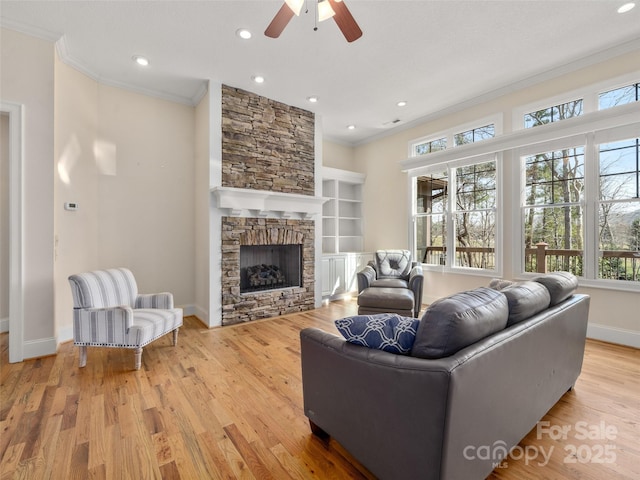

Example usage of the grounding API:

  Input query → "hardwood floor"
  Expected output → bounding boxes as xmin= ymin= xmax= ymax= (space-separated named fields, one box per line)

xmin=1 ymin=299 xmax=638 ymax=479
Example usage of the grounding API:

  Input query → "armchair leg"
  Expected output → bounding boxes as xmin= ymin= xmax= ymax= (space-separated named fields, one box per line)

xmin=78 ymin=346 xmax=87 ymax=368
xmin=172 ymin=328 xmax=179 ymax=346
xmin=134 ymin=347 xmax=143 ymax=370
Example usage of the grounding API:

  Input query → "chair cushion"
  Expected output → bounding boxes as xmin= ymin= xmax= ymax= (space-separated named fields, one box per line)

xmin=68 ymin=268 xmax=138 ymax=308
xmin=501 ymin=281 xmax=551 ymax=326
xmin=357 ymin=287 xmax=414 ymax=310
xmin=375 ymin=250 xmax=412 ymax=279
xmin=532 ymin=271 xmax=578 ymax=306
xmin=411 ymin=287 xmax=509 ymax=359
xmin=371 ymin=278 xmax=409 ymax=289
xmin=335 ymin=313 xmax=420 ymax=355
xmin=128 ymin=309 xmax=183 ymax=347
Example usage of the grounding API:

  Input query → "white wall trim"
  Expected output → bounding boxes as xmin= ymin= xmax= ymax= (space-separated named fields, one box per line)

xmin=1 ymin=101 xmax=24 ymax=363
xmin=22 ymin=337 xmax=57 ymax=360
xmin=0 ymin=317 xmax=8 ymax=333
xmin=587 ymin=323 xmax=640 ymax=349
xmin=192 ymin=304 xmax=209 ymax=326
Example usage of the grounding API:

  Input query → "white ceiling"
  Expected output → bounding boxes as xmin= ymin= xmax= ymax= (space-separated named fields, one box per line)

xmin=1 ymin=0 xmax=639 ymax=145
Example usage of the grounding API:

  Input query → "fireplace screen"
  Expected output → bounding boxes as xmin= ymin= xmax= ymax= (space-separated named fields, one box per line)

xmin=240 ymin=244 xmax=302 ymax=293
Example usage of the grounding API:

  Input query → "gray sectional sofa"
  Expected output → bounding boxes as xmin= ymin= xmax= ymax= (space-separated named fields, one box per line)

xmin=300 ymin=272 xmax=589 ymax=480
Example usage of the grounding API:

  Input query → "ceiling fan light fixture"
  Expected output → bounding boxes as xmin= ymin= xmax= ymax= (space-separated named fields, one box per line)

xmin=318 ymin=0 xmax=336 ymax=22
xmin=285 ymin=0 xmax=304 ymax=16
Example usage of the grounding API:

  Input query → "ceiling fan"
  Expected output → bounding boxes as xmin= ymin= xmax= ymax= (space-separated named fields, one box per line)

xmin=265 ymin=0 xmax=363 ymax=43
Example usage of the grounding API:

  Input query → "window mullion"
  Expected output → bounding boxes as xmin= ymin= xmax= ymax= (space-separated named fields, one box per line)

xmin=583 ymin=133 xmax=598 ymax=280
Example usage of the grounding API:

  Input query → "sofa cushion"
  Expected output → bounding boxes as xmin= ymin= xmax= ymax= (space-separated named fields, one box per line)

xmin=411 ymin=287 xmax=509 ymax=359
xmin=488 ymin=278 xmax=514 ymax=291
xmin=501 ymin=281 xmax=551 ymax=326
xmin=335 ymin=313 xmax=420 ymax=355
xmin=533 ymin=271 xmax=578 ymax=306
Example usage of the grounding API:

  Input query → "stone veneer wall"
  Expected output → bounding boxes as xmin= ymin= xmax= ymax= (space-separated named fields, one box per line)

xmin=221 ymin=217 xmax=315 ymax=326
xmin=221 ymin=85 xmax=315 ymax=195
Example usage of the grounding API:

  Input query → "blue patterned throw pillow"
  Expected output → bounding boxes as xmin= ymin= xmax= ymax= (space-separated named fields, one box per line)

xmin=335 ymin=313 xmax=420 ymax=355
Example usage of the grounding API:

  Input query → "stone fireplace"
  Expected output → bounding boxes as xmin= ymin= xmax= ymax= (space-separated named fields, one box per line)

xmin=212 ymin=85 xmax=323 ymax=326
xmin=220 ymin=217 xmax=315 ymax=325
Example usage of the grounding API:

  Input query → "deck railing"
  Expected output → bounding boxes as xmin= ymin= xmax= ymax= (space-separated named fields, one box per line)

xmin=420 ymin=243 xmax=640 ymax=281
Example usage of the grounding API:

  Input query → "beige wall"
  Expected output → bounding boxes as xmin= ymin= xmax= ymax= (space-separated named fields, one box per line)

xmin=322 ymin=140 xmax=358 ymax=171
xmin=352 ymin=49 xmax=640 ymax=341
xmin=54 ymin=57 xmax=100 ymax=338
xmin=92 ymin=85 xmax=195 ymax=307
xmin=54 ymin=53 xmax=197 ymax=341
xmin=1 ymin=28 xmax=55 ymax=346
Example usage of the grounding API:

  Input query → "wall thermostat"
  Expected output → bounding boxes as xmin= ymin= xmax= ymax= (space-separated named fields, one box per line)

xmin=64 ymin=202 xmax=78 ymax=211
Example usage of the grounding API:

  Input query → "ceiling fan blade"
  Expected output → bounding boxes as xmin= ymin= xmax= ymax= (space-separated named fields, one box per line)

xmin=328 ymin=0 xmax=363 ymax=43
xmin=265 ymin=3 xmax=295 ymax=38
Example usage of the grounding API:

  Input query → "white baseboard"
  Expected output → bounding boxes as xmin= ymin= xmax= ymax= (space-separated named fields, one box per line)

xmin=23 ymin=337 xmax=57 ymax=360
xmin=0 ymin=317 xmax=8 ymax=333
xmin=587 ymin=323 xmax=640 ymax=349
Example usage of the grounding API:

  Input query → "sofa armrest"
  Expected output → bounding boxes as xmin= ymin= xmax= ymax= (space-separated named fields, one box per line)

xmin=135 ymin=292 xmax=174 ymax=309
xmin=300 ymin=327 xmax=454 ymax=480
xmin=408 ymin=264 xmax=424 ymax=316
xmin=356 ymin=265 xmax=376 ymax=293
xmin=73 ymin=306 xmax=133 ymax=344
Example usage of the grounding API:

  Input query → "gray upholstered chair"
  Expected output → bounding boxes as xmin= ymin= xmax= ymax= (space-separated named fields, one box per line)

xmin=356 ymin=249 xmax=424 ymax=317
xmin=68 ymin=267 xmax=183 ymax=370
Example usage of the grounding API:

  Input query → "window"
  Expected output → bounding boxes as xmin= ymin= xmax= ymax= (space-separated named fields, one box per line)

xmin=454 ymin=124 xmax=495 ymax=146
xmin=599 ymin=83 xmax=639 ymax=110
xmin=520 ymin=137 xmax=640 ymax=284
xmin=598 ymin=138 xmax=640 ymax=281
xmin=411 ymin=120 xmax=496 ymax=157
xmin=524 ymin=99 xmax=583 ymax=128
xmin=415 ymin=173 xmax=447 ymax=265
xmin=415 ymin=137 xmax=447 ymax=155
xmin=454 ymin=162 xmax=497 ymax=269
xmin=414 ymin=157 xmax=498 ymax=272
xmin=410 ymin=119 xmax=500 ymax=273
xmin=523 ymin=147 xmax=585 ymax=275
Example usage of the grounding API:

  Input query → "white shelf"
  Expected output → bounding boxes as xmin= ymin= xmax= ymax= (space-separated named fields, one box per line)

xmin=321 ymin=167 xmax=365 ymax=255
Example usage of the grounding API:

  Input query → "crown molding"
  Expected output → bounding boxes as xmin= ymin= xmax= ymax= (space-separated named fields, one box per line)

xmin=0 ymin=18 xmax=61 ymax=42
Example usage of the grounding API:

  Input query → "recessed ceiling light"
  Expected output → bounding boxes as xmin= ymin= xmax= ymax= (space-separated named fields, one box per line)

xmin=236 ymin=28 xmax=252 ymax=39
xmin=307 ymin=96 xmax=318 ymax=103
xmin=132 ymin=55 xmax=149 ymax=66
xmin=397 ymin=101 xmax=407 ymax=107
xmin=618 ymin=2 xmax=635 ymax=13
xmin=347 ymin=125 xmax=356 ymax=130
xmin=252 ymin=75 xmax=265 ymax=84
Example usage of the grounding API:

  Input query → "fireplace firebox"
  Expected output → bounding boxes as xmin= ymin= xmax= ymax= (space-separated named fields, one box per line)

xmin=240 ymin=244 xmax=302 ymax=294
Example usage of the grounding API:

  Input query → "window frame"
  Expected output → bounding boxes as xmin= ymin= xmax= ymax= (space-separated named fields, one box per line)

xmin=514 ymin=130 xmax=640 ymax=292
xmin=410 ymin=151 xmax=503 ymax=277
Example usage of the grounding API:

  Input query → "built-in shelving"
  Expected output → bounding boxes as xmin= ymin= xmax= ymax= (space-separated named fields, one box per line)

xmin=322 ymin=167 xmax=365 ymax=254
xmin=321 ymin=167 xmax=370 ymax=300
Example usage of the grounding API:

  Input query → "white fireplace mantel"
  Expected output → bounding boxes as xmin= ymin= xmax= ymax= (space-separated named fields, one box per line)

xmin=211 ymin=186 xmax=327 ymax=219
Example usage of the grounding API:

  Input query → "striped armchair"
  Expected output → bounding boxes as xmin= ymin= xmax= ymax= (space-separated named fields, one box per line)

xmin=68 ymin=267 xmax=183 ymax=370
